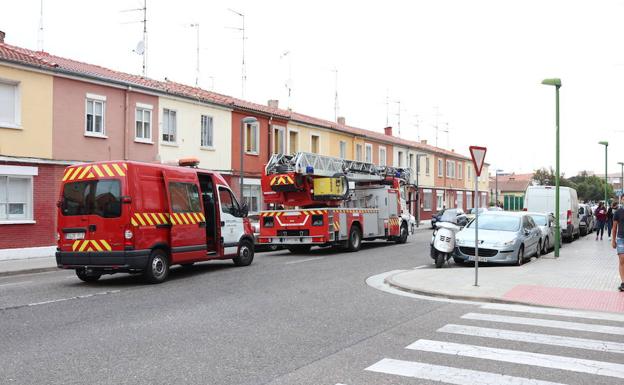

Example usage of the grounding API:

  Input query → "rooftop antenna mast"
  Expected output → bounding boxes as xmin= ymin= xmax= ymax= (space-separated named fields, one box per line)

xmin=123 ymin=0 xmax=148 ymax=77
xmin=280 ymin=50 xmax=292 ymax=108
xmin=433 ymin=106 xmax=443 ymax=147
xmin=332 ymin=68 xmax=339 ymax=121
xmin=190 ymin=23 xmax=200 ymax=86
xmin=394 ymin=100 xmax=402 ymax=136
xmin=227 ymin=9 xmax=246 ymax=98
xmin=37 ymin=0 xmax=44 ymax=51
xmin=413 ymin=114 xmax=422 ymax=141
xmin=385 ymin=90 xmax=390 ymax=126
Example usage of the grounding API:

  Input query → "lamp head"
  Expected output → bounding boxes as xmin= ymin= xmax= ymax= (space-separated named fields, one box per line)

xmin=599 ymin=141 xmax=609 ymax=146
xmin=618 ymin=162 xmax=624 ymax=166
xmin=541 ymin=78 xmax=562 ymax=87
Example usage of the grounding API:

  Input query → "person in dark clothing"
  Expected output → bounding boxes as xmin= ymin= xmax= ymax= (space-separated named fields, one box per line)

xmin=595 ymin=202 xmax=607 ymax=240
xmin=607 ymin=202 xmax=617 ymax=239
xmin=610 ymin=201 xmax=624 ymax=292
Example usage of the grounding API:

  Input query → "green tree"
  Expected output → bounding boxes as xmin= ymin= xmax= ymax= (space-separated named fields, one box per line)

xmin=532 ymin=167 xmax=576 ymax=189
xmin=568 ymin=174 xmax=614 ymax=202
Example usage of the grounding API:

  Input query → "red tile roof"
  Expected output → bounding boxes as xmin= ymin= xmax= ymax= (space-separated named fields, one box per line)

xmin=0 ymin=42 xmax=474 ymax=161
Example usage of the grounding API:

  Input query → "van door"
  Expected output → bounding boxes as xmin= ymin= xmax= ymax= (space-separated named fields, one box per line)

xmin=217 ymin=186 xmax=244 ymax=255
xmin=163 ymin=172 xmax=206 ymax=263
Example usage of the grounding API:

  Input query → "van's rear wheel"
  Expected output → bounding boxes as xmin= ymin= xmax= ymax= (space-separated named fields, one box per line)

xmin=75 ymin=268 xmax=101 ymax=283
xmin=233 ymin=239 xmax=254 ymax=266
xmin=144 ymin=249 xmax=170 ymax=284
xmin=347 ymin=224 xmax=362 ymax=252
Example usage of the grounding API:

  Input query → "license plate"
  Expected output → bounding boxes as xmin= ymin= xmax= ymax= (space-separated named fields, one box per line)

xmin=284 ymin=212 xmax=300 ymax=216
xmin=65 ymin=232 xmax=85 ymax=240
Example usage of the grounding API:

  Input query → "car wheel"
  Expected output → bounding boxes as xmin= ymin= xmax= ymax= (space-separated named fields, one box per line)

xmin=233 ymin=239 xmax=255 ymax=266
xmin=75 ymin=268 xmax=101 ymax=283
xmin=143 ymin=249 xmax=170 ymax=284
xmin=347 ymin=224 xmax=362 ymax=252
xmin=397 ymin=224 xmax=408 ymax=244
xmin=516 ymin=245 xmax=524 ymax=266
xmin=543 ymin=237 xmax=549 ymax=254
xmin=536 ymin=240 xmax=542 ymax=258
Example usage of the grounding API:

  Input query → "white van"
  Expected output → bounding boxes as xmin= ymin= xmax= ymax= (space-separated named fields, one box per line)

xmin=523 ymin=186 xmax=580 ymax=242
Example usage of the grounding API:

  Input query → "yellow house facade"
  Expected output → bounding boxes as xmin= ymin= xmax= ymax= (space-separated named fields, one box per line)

xmin=0 ymin=64 xmax=53 ymax=159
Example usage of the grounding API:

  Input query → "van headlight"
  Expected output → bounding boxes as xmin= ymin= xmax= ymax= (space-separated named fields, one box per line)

xmin=456 ymin=239 xmax=466 ymax=246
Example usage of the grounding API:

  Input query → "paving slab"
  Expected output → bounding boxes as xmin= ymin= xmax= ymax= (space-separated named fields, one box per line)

xmin=386 ymin=234 xmax=624 ymax=312
xmin=0 ymin=256 xmax=57 ymax=277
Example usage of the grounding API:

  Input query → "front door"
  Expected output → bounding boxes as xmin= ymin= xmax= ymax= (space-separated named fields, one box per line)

xmin=217 ymin=186 xmax=244 ymax=255
xmin=163 ymin=171 xmax=207 ymax=263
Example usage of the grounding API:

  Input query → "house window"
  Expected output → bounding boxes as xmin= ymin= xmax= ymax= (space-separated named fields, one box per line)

xmin=409 ymin=153 xmax=414 ymax=170
xmin=273 ymin=126 xmax=286 ymax=154
xmin=310 ymin=135 xmax=320 ymax=154
xmin=201 ymin=115 xmax=214 ymax=148
xmin=0 ymin=175 xmax=33 ymax=221
xmin=162 ymin=108 xmax=177 ymax=143
xmin=365 ymin=144 xmax=373 ymax=163
xmin=467 ymin=165 xmax=472 ymax=180
xmin=398 ymin=151 xmax=404 ymax=167
xmin=85 ymin=96 xmax=106 ymax=135
xmin=356 ymin=144 xmax=363 ymax=161
xmin=0 ymin=80 xmax=20 ymax=128
xmin=446 ymin=160 xmax=455 ymax=178
xmin=339 ymin=141 xmax=347 ymax=159
xmin=457 ymin=191 xmax=463 ymax=209
xmin=457 ymin=162 xmax=463 ymax=179
xmin=437 ymin=159 xmax=443 ymax=177
xmin=243 ymin=184 xmax=261 ymax=213
xmin=425 ymin=157 xmax=430 ymax=175
xmin=379 ymin=147 xmax=387 ymax=166
xmin=436 ymin=191 xmax=444 ymax=210
xmin=423 ymin=189 xmax=432 ymax=211
xmin=288 ymin=130 xmax=298 ymax=153
xmin=135 ymin=107 xmax=152 ymax=142
xmin=245 ymin=121 xmax=259 ymax=153
xmin=466 ymin=191 xmax=473 ymax=209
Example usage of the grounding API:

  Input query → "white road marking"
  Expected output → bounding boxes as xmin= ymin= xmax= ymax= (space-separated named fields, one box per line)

xmin=284 ymin=257 xmax=325 ymax=265
xmin=366 ymin=358 xmax=567 ymax=385
xmin=481 ymin=303 xmax=624 ymax=323
xmin=0 ymin=290 xmax=121 ymax=311
xmin=439 ymin=324 xmax=624 ymax=354
xmin=413 ymin=265 xmax=428 ymax=269
xmin=0 ymin=280 xmax=32 ymax=287
xmin=407 ymin=339 xmax=624 ymax=379
xmin=462 ymin=313 xmax=624 ymax=335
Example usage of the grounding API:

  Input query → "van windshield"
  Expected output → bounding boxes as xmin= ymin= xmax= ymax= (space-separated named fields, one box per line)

xmin=62 ymin=179 xmax=122 ymax=218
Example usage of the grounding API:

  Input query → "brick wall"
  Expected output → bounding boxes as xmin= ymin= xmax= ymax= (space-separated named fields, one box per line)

xmin=0 ymin=162 xmax=65 ymax=249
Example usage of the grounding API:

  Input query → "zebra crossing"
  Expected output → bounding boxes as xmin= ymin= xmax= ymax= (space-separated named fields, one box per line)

xmin=341 ymin=303 xmax=624 ymax=385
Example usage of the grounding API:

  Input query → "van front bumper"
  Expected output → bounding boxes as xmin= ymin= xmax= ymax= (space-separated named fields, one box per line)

xmin=56 ymin=250 xmax=151 ymax=272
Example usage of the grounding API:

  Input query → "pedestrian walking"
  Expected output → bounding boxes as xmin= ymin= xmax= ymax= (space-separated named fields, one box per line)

xmin=607 ymin=202 xmax=617 ymax=239
xmin=595 ymin=202 xmax=607 ymax=240
xmin=610 ymin=201 xmax=624 ymax=292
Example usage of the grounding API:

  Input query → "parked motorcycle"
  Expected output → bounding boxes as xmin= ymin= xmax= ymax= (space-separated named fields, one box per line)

xmin=429 ymin=209 xmax=463 ymax=268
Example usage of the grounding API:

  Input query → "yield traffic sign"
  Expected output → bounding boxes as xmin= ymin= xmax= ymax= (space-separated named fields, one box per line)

xmin=469 ymin=146 xmax=487 ymax=177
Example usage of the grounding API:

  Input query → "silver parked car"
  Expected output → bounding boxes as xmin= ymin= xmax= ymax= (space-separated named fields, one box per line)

xmin=527 ymin=212 xmax=557 ymax=255
xmin=454 ymin=212 xmax=542 ymax=266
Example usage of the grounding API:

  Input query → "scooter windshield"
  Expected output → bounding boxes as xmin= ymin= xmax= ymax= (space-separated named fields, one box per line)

xmin=440 ymin=209 xmax=458 ymax=224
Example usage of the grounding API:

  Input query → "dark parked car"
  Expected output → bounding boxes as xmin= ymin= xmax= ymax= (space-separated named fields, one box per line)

xmin=578 ymin=204 xmax=594 ymax=236
xmin=431 ymin=208 xmax=468 ymax=228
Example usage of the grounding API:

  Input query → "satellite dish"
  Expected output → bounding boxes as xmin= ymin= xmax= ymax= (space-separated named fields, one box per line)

xmin=133 ymin=40 xmax=145 ymax=55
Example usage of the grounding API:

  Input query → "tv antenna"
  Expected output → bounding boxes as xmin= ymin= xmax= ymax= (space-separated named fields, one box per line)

xmin=189 ymin=23 xmax=200 ymax=86
xmin=227 ymin=9 xmax=246 ymax=98
xmin=37 ymin=0 xmax=44 ymax=51
xmin=280 ymin=50 xmax=292 ymax=108
xmin=332 ymin=68 xmax=339 ymax=121
xmin=122 ymin=0 xmax=148 ymax=77
xmin=412 ymin=114 xmax=422 ymax=141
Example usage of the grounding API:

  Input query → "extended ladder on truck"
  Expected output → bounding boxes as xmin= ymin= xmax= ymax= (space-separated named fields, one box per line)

xmin=258 ymin=152 xmax=414 ymax=253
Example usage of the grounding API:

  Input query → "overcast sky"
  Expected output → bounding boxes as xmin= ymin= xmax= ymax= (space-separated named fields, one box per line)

xmin=3 ymin=0 xmax=624 ymax=176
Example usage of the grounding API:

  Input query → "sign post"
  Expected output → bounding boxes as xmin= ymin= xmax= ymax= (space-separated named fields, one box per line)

xmin=469 ymin=146 xmax=487 ymax=287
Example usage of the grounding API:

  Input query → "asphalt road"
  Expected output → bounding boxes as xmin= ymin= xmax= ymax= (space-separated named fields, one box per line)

xmin=1 ymin=229 xmax=623 ymax=385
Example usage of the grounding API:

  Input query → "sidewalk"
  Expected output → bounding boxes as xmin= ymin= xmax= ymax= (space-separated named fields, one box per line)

xmin=387 ymin=235 xmax=624 ymax=313
xmin=0 ymin=256 xmax=57 ymax=277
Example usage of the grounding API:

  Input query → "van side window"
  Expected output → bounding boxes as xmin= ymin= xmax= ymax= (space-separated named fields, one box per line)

xmin=218 ymin=187 xmax=240 ymax=216
xmin=169 ymin=182 xmax=201 ymax=213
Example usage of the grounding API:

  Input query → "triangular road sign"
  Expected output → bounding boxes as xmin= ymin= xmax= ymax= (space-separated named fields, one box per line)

xmin=469 ymin=146 xmax=487 ymax=177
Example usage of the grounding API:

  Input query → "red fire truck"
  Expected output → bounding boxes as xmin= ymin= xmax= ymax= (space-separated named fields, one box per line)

xmin=257 ymin=152 xmax=415 ymax=253
xmin=56 ymin=159 xmax=255 ymax=283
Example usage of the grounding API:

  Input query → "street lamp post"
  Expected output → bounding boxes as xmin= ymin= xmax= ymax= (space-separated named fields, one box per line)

xmin=618 ymin=161 xmax=624 ymax=201
xmin=240 ymin=117 xmax=258 ymax=204
xmin=495 ymin=169 xmax=504 ymax=208
xmin=415 ymin=153 xmax=427 ymax=228
xmin=541 ymin=78 xmax=561 ymax=258
xmin=599 ymin=141 xmax=609 ymax=204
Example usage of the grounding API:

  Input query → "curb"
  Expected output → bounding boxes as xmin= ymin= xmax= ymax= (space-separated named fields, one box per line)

xmin=0 ymin=266 xmax=59 ymax=278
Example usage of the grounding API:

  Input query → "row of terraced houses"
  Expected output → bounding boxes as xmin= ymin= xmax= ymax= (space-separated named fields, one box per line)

xmin=0 ymin=31 xmax=489 ymax=258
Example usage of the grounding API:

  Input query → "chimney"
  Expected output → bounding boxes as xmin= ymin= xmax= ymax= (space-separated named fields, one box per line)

xmin=267 ymin=99 xmax=279 ymax=109
xmin=0 ymin=31 xmax=5 ymax=44
xmin=451 ymin=149 xmax=455 ymax=152
xmin=421 ymin=139 xmax=428 ymax=144
xmin=384 ymin=126 xmax=393 ymax=136
xmin=337 ymin=116 xmax=346 ymax=125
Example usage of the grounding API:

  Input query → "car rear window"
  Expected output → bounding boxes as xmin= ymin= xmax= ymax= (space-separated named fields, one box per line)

xmin=62 ymin=179 xmax=122 ymax=218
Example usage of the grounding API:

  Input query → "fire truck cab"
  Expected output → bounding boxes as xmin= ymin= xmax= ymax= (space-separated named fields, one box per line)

xmin=56 ymin=160 xmax=254 ymax=283
xmin=258 ymin=152 xmax=415 ymax=253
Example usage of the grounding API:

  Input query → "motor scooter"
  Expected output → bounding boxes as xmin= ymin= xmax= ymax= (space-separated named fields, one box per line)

xmin=429 ymin=210 xmax=462 ymax=268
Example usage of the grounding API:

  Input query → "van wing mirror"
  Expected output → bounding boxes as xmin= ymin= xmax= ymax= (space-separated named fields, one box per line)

xmin=239 ymin=203 xmax=249 ymax=218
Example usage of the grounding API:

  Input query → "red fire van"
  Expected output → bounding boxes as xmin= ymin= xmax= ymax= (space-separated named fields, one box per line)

xmin=56 ymin=160 xmax=254 ymax=283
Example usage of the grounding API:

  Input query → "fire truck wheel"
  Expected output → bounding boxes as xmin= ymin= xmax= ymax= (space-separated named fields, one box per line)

xmin=233 ymin=239 xmax=254 ymax=266
xmin=143 ymin=249 xmax=170 ymax=284
xmin=347 ymin=224 xmax=362 ymax=252
xmin=397 ymin=224 xmax=408 ymax=244
xmin=287 ymin=245 xmax=312 ymax=254
xmin=75 ymin=269 xmax=101 ymax=283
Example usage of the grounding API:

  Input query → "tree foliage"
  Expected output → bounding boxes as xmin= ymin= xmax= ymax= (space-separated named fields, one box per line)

xmin=532 ymin=168 xmax=614 ymax=202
